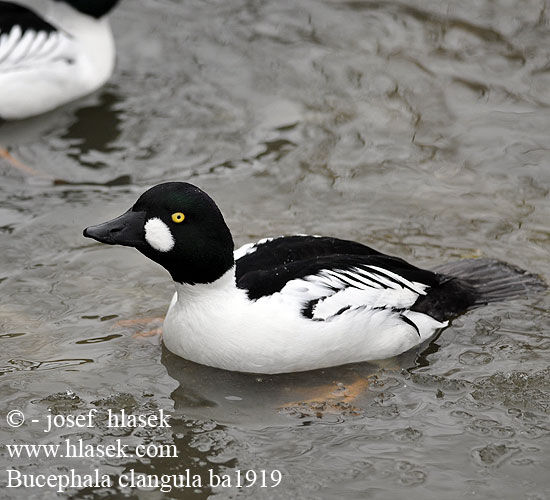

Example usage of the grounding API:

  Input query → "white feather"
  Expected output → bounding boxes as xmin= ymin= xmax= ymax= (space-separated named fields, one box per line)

xmin=144 ymin=218 xmax=175 ymax=252
xmin=233 ymin=242 xmax=259 ymax=260
xmin=0 ymin=25 xmax=23 ymax=61
xmin=368 ymin=265 xmax=428 ymax=295
xmin=233 ymin=237 xmax=275 ymax=259
xmin=280 ymin=265 xmax=428 ymax=320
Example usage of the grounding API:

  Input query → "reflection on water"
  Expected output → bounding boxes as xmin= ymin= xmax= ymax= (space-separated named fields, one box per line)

xmin=1 ymin=0 xmax=550 ymax=498
xmin=60 ymin=91 xmax=124 ymax=169
xmin=162 ymin=346 xmax=389 ymax=426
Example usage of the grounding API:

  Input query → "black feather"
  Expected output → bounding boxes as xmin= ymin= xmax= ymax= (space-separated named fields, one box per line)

xmin=414 ymin=258 xmax=546 ymax=321
xmin=235 ymin=235 xmax=384 ymax=280
xmin=55 ymin=0 xmax=119 ymax=19
xmin=236 ymin=236 xmax=440 ymax=300
xmin=399 ymin=314 xmax=421 ymax=336
xmin=0 ymin=2 xmax=56 ymax=34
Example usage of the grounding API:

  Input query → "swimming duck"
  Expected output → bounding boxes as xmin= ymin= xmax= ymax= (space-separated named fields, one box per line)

xmin=0 ymin=0 xmax=119 ymax=120
xmin=83 ymin=182 xmax=545 ymax=374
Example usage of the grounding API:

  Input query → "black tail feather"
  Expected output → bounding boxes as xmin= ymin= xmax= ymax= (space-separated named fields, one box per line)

xmin=432 ymin=258 xmax=546 ymax=306
xmin=412 ymin=259 xmax=546 ymax=322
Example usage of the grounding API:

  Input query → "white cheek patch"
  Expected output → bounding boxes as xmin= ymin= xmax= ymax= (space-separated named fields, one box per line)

xmin=144 ymin=217 xmax=175 ymax=252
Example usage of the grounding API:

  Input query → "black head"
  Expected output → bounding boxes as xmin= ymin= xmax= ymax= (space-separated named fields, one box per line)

xmin=83 ymin=182 xmax=235 ymax=284
xmin=55 ymin=0 xmax=120 ymax=18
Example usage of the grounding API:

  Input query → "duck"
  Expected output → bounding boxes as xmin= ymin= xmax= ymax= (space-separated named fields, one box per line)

xmin=0 ymin=0 xmax=119 ymax=120
xmin=83 ymin=182 xmax=546 ymax=374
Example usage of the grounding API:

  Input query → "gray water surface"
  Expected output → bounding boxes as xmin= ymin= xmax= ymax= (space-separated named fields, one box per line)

xmin=1 ymin=0 xmax=550 ymax=498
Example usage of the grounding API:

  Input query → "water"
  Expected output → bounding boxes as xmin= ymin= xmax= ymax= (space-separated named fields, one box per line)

xmin=1 ymin=0 xmax=550 ymax=498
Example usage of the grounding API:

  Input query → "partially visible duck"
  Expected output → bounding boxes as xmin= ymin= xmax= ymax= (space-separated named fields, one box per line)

xmin=83 ymin=182 xmax=546 ymax=374
xmin=0 ymin=0 xmax=119 ymax=120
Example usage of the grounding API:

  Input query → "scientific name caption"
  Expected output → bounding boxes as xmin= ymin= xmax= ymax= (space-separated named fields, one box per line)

xmin=4 ymin=409 xmax=282 ymax=492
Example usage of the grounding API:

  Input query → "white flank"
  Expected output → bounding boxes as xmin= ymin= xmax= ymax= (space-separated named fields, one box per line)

xmin=162 ymin=267 xmax=447 ymax=374
xmin=144 ymin=218 xmax=174 ymax=252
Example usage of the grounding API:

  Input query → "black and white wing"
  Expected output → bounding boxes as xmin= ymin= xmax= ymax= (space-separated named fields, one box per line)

xmin=235 ymin=234 xmax=448 ymax=332
xmin=242 ymin=254 xmax=444 ymax=336
xmin=235 ymin=235 xmax=486 ymax=324
xmin=0 ymin=2 xmax=75 ymax=71
xmin=293 ymin=261 xmax=433 ymax=325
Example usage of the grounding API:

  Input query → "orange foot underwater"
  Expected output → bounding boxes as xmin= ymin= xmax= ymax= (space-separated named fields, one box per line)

xmin=112 ymin=316 xmax=164 ymax=338
xmin=280 ymin=376 xmax=373 ymax=418
xmin=0 ymin=147 xmax=52 ymax=178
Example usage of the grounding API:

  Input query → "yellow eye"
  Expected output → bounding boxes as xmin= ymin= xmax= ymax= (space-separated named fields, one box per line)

xmin=171 ymin=212 xmax=185 ymax=223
